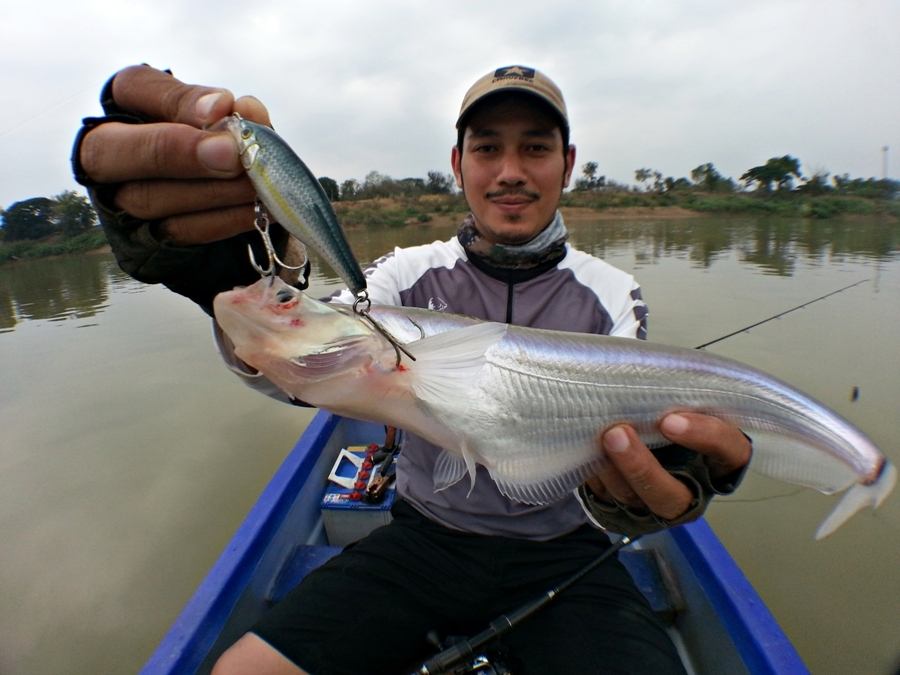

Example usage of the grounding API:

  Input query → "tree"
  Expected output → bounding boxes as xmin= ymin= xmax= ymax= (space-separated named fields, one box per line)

xmin=52 ymin=190 xmax=97 ymax=236
xmin=635 ymin=168 xmax=665 ymax=193
xmin=635 ymin=168 xmax=653 ymax=191
xmin=797 ymin=171 xmax=832 ymax=195
xmin=426 ymin=171 xmax=454 ymax=194
xmin=397 ymin=178 xmax=426 ymax=196
xmin=318 ymin=177 xmax=340 ymax=201
xmin=340 ymin=179 xmax=360 ymax=200
xmin=833 ymin=174 xmax=899 ymax=199
xmin=1 ymin=197 xmax=56 ymax=241
xmin=690 ymin=163 xmax=734 ymax=192
xmin=741 ymin=156 xmax=802 ymax=192
xmin=664 ymin=177 xmax=693 ymax=192
xmin=573 ymin=161 xmax=605 ymax=191
xmin=361 ymin=170 xmax=392 ymax=198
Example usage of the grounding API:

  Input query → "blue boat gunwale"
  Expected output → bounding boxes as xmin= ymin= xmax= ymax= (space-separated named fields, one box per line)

xmin=142 ymin=410 xmax=806 ymax=674
xmin=668 ymin=521 xmax=806 ymax=674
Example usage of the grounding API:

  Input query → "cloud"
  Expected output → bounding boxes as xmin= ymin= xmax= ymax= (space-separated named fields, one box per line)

xmin=2 ymin=0 xmax=898 ymax=209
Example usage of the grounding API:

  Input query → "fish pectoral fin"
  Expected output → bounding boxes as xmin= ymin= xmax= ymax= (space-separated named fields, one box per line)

xmin=815 ymin=461 xmax=897 ymax=539
xmin=405 ymin=322 xmax=507 ymax=410
xmin=433 ymin=448 xmax=477 ymax=493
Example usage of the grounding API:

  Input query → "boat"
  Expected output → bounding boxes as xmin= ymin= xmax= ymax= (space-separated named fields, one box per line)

xmin=141 ymin=411 xmax=809 ymax=674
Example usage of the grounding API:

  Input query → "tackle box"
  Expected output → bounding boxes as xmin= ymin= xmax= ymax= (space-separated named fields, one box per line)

xmin=321 ymin=445 xmax=396 ymax=546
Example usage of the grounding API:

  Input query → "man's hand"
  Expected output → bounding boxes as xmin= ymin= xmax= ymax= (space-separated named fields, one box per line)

xmin=77 ymin=64 xmax=271 ymax=245
xmin=585 ymin=412 xmax=752 ymax=522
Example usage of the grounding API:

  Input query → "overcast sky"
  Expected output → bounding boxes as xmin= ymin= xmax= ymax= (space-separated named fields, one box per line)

xmin=2 ymin=0 xmax=898 ymax=209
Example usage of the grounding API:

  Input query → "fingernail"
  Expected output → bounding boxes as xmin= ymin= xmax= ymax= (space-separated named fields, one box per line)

xmin=196 ymin=92 xmax=224 ymax=122
xmin=603 ymin=426 xmax=630 ymax=454
xmin=661 ymin=413 xmax=690 ymax=435
xmin=197 ymin=134 xmax=238 ymax=172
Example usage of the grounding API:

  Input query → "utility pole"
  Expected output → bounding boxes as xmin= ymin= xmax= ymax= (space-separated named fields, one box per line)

xmin=883 ymin=146 xmax=889 ymax=179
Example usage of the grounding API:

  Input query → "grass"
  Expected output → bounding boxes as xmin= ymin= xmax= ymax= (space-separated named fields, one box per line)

xmin=3 ymin=191 xmax=896 ymax=265
xmin=0 ymin=229 xmax=108 ymax=264
xmin=562 ymin=190 xmax=899 ymax=219
xmin=334 ymin=194 xmax=468 ymax=228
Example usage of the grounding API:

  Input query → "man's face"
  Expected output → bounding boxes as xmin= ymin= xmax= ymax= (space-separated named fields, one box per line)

xmin=452 ymin=96 xmax=575 ymax=245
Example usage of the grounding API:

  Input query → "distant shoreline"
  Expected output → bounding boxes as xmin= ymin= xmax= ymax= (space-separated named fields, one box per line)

xmin=3 ymin=195 xmax=897 ymax=265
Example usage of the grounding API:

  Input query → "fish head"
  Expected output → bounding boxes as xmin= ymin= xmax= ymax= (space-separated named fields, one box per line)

xmin=224 ymin=115 xmax=260 ymax=171
xmin=213 ymin=277 xmax=379 ymax=383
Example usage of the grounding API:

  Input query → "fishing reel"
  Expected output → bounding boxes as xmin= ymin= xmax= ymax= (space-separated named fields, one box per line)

xmin=453 ymin=654 xmax=513 ymax=675
xmin=410 ymin=536 xmax=635 ymax=675
xmin=413 ymin=632 xmax=515 ymax=675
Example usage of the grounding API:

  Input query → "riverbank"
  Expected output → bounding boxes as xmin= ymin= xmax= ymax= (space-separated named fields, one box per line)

xmin=0 ymin=229 xmax=108 ymax=265
xmin=4 ymin=192 xmax=897 ymax=265
xmin=334 ymin=191 xmax=900 ymax=227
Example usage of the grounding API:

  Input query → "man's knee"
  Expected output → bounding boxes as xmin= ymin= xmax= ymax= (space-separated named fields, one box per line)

xmin=211 ymin=633 xmax=307 ymax=675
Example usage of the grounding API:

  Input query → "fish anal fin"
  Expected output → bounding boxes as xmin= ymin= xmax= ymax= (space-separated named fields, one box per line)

xmin=491 ymin=460 xmax=602 ymax=506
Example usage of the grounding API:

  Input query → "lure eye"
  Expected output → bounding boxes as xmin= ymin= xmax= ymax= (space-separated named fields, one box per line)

xmin=275 ymin=288 xmax=296 ymax=304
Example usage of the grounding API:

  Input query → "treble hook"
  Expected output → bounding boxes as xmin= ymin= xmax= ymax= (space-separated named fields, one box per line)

xmin=247 ymin=201 xmax=306 ymax=278
xmin=353 ymin=291 xmax=417 ymax=367
xmin=245 ymin=199 xmax=409 ymax=367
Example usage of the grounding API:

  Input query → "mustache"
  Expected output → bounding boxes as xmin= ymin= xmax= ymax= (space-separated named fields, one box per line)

xmin=486 ymin=188 xmax=539 ymax=200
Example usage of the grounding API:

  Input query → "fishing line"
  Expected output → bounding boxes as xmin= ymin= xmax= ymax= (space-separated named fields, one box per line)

xmin=714 ymin=487 xmax=805 ymax=503
xmin=410 ymin=279 xmax=875 ymax=673
xmin=0 ymin=83 xmax=97 ymax=139
xmin=693 ymin=279 xmax=870 ymax=350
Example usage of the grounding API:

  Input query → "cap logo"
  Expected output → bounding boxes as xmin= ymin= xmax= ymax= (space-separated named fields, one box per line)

xmin=493 ymin=66 xmax=536 ymax=82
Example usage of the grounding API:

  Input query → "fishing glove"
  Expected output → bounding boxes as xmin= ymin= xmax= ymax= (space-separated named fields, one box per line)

xmin=577 ymin=441 xmax=750 ymax=536
xmin=71 ymin=68 xmax=294 ymax=315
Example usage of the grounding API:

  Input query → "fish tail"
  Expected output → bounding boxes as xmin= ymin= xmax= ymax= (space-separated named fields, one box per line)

xmin=815 ymin=461 xmax=897 ymax=539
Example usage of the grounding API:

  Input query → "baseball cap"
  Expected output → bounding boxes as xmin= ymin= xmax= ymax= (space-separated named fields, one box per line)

xmin=456 ymin=65 xmax=569 ymax=131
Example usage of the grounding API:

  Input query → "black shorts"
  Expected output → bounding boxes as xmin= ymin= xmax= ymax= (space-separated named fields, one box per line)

xmin=252 ymin=500 xmax=684 ymax=675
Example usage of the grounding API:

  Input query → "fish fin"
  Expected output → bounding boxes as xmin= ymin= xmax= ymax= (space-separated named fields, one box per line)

xmin=491 ymin=461 xmax=601 ymax=506
xmin=404 ymin=322 xmax=507 ymax=409
xmin=433 ymin=447 xmax=479 ymax=494
xmin=815 ymin=461 xmax=897 ymax=539
xmin=433 ymin=449 xmax=467 ymax=491
xmin=406 ymin=323 xmax=505 ymax=498
xmin=747 ymin=432 xmax=858 ymax=494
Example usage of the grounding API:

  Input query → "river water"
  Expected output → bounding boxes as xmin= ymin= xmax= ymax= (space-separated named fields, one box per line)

xmin=1 ymin=214 xmax=898 ymax=674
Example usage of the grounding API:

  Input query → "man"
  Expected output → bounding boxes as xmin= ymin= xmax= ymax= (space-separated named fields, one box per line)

xmin=73 ymin=65 xmax=751 ymax=674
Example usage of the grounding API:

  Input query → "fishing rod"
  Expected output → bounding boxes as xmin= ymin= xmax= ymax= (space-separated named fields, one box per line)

xmin=412 ymin=279 xmax=870 ymax=674
xmin=693 ymin=279 xmax=869 ymax=350
xmin=410 ymin=535 xmax=639 ymax=675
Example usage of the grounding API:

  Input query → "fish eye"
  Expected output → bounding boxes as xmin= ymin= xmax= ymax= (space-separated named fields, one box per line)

xmin=275 ymin=288 xmax=296 ymax=303
xmin=241 ymin=128 xmax=252 ymax=140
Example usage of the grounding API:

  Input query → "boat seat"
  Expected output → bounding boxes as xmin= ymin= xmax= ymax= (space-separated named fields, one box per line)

xmin=619 ymin=549 xmax=681 ymax=623
xmin=268 ymin=545 xmax=680 ymax=623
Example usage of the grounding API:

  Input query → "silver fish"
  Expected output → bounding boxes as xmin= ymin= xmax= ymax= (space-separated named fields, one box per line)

xmin=213 ymin=277 xmax=896 ymax=539
xmin=226 ymin=116 xmax=367 ymax=294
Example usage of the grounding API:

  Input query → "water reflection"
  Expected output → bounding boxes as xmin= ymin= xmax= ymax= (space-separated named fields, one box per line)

xmin=0 ymin=254 xmax=122 ymax=333
xmin=568 ymin=216 xmax=899 ymax=277
xmin=1 ymin=212 xmax=898 ymax=675
xmin=1 ymin=215 xmax=897 ymax=334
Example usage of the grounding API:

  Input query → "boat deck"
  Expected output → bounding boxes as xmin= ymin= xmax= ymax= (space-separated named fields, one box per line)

xmin=141 ymin=412 xmax=808 ymax=674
